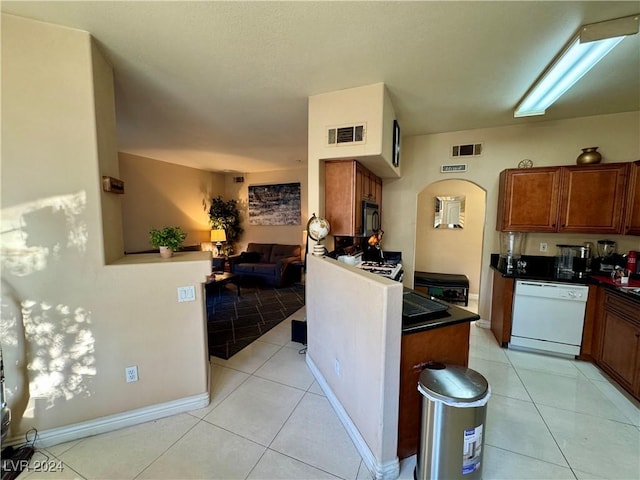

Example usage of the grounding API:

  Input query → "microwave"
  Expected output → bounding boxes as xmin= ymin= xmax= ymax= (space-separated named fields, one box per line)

xmin=362 ymin=201 xmax=380 ymax=236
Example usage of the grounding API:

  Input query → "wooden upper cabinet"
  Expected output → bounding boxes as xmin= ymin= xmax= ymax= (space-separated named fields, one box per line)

xmin=497 ymin=163 xmax=633 ymax=235
xmin=374 ymin=177 xmax=383 ymax=206
xmin=497 ymin=167 xmax=561 ymax=232
xmin=325 ymin=160 xmax=382 ymax=236
xmin=624 ymin=160 xmax=640 ymax=235
xmin=558 ymin=163 xmax=628 ymax=234
xmin=325 ymin=160 xmax=358 ymax=236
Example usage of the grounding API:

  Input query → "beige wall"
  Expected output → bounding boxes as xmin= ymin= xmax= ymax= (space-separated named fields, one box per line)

xmin=225 ymin=168 xmax=308 ymax=253
xmin=119 ymin=152 xmax=225 ymax=252
xmin=306 ymin=255 xmax=402 ymax=477
xmin=93 ymin=42 xmax=125 ymax=265
xmin=383 ymin=111 xmax=640 ymax=321
xmin=306 ymin=84 xmax=404 ymax=476
xmin=415 ymin=180 xmax=486 ymax=294
xmin=1 ymin=14 xmax=209 ymax=439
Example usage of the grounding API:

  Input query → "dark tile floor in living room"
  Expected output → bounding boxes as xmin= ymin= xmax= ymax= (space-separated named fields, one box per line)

xmin=206 ymin=280 xmax=305 ymax=359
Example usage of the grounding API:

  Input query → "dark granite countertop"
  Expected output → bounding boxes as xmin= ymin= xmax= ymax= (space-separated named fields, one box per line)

xmin=402 ymin=288 xmax=479 ymax=334
xmin=489 ymin=253 xmax=591 ymax=284
xmin=490 ymin=253 xmax=640 ymax=303
xmin=589 ymin=274 xmax=640 ymax=304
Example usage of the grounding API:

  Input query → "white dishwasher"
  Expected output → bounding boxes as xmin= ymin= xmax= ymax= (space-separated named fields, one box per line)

xmin=510 ymin=280 xmax=588 ymax=357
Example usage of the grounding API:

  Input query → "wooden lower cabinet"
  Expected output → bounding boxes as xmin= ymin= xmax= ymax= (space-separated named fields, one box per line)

xmin=490 ymin=272 xmax=514 ymax=347
xmin=597 ymin=291 xmax=640 ymax=399
xmin=397 ymin=322 xmax=470 ymax=459
xmin=576 ymin=285 xmax=601 ymax=361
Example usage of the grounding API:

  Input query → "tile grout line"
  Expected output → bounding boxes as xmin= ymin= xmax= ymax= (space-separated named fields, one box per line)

xmin=132 ymin=415 xmax=204 ymax=480
xmin=248 ymin=363 xmax=348 ymax=480
xmin=505 ymin=353 xmax=582 ymax=479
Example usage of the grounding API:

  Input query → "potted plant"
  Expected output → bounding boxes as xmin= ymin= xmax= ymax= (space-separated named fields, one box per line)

xmin=208 ymin=196 xmax=243 ymax=255
xmin=149 ymin=226 xmax=187 ymax=258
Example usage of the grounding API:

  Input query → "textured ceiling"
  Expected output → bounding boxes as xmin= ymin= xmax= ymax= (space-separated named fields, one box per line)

xmin=3 ymin=1 xmax=639 ymax=173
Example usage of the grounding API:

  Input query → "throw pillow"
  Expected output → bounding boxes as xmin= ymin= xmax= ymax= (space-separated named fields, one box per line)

xmin=240 ymin=251 xmax=261 ymax=263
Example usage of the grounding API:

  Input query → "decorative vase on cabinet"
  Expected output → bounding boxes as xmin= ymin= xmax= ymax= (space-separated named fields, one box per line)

xmin=576 ymin=147 xmax=602 ymax=165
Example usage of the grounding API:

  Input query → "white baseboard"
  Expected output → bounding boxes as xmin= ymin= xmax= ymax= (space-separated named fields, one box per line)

xmin=306 ymin=355 xmax=399 ymax=480
xmin=8 ymin=392 xmax=210 ymax=448
xmin=475 ymin=319 xmax=490 ymax=328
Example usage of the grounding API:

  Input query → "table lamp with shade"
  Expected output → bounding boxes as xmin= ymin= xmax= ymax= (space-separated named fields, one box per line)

xmin=210 ymin=229 xmax=227 ymax=256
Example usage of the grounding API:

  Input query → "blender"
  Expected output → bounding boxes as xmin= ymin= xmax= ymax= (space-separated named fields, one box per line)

xmin=499 ymin=232 xmax=526 ymax=273
xmin=597 ymin=240 xmax=617 ymax=272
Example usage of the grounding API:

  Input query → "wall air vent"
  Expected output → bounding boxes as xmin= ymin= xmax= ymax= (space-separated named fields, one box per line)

xmin=233 ymin=176 xmax=245 ymax=183
xmin=327 ymin=123 xmax=366 ymax=146
xmin=451 ymin=143 xmax=483 ymax=158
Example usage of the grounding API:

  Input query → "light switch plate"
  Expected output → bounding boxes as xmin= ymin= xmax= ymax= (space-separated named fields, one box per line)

xmin=177 ymin=285 xmax=196 ymax=302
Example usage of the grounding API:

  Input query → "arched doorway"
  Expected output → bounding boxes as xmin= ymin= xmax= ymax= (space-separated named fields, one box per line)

xmin=415 ymin=179 xmax=486 ymax=314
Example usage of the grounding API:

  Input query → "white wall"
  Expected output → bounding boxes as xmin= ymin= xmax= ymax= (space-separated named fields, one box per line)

xmin=1 ymin=14 xmax=210 ymax=440
xmin=383 ymin=111 xmax=640 ymax=321
xmin=306 ymin=255 xmax=402 ymax=479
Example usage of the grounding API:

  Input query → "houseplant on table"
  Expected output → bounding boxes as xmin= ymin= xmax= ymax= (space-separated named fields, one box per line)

xmin=149 ymin=226 xmax=187 ymax=258
xmin=208 ymin=196 xmax=243 ymax=255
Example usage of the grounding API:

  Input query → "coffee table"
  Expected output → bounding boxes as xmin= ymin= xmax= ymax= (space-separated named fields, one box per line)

xmin=204 ymin=272 xmax=240 ymax=297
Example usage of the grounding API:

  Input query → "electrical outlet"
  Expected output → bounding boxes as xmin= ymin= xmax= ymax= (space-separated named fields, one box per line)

xmin=540 ymin=242 xmax=548 ymax=252
xmin=177 ymin=286 xmax=196 ymax=302
xmin=125 ymin=366 xmax=138 ymax=383
xmin=334 ymin=359 xmax=341 ymax=376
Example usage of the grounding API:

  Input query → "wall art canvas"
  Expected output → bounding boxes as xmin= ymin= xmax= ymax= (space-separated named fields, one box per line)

xmin=248 ymin=182 xmax=301 ymax=225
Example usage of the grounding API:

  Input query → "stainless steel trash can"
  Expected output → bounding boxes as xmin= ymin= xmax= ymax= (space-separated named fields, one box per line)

xmin=415 ymin=362 xmax=490 ymax=480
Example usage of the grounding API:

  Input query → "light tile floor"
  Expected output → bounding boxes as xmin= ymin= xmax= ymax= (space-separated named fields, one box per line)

xmin=18 ymin=301 xmax=640 ymax=480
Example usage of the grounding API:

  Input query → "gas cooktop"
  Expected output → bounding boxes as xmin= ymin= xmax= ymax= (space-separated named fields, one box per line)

xmin=355 ymin=260 xmax=403 ymax=281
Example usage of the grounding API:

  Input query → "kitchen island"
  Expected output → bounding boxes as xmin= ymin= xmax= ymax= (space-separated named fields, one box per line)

xmin=305 ymin=254 xmax=480 ymax=478
xmin=398 ymin=291 xmax=480 ymax=458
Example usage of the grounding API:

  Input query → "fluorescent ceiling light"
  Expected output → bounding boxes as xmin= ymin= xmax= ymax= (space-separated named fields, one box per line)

xmin=514 ymin=15 xmax=639 ymax=118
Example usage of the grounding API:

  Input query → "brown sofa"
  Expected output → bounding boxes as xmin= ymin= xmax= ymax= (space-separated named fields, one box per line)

xmin=228 ymin=243 xmax=302 ymax=287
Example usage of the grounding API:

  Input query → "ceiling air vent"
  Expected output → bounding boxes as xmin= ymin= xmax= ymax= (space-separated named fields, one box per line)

xmin=451 ymin=143 xmax=483 ymax=158
xmin=327 ymin=123 xmax=366 ymax=146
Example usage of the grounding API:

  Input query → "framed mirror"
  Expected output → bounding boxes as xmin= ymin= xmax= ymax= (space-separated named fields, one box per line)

xmin=434 ymin=195 xmax=465 ymax=229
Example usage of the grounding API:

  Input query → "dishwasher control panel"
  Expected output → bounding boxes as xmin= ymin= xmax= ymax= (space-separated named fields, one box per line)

xmin=515 ymin=281 xmax=588 ymax=301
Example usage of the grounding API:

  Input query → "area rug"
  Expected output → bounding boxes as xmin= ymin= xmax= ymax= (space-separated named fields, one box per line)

xmin=206 ymin=280 xmax=305 ymax=359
